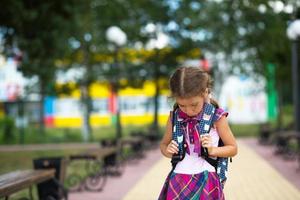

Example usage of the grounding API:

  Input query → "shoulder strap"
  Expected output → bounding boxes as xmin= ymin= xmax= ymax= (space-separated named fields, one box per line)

xmin=170 ymin=109 xmax=185 ymax=170
xmin=198 ymin=103 xmax=218 ymax=168
xmin=198 ymin=103 xmax=216 ymax=136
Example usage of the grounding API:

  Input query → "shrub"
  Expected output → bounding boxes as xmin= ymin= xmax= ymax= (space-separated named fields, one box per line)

xmin=0 ymin=117 xmax=16 ymax=143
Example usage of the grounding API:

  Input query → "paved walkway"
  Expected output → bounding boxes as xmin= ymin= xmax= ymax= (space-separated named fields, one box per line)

xmin=67 ymin=138 xmax=300 ymax=200
xmin=69 ymin=147 xmax=161 ymax=200
xmin=122 ymin=139 xmax=300 ymax=200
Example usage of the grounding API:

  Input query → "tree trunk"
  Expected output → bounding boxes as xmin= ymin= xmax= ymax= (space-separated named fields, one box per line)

xmin=153 ymin=78 xmax=159 ymax=129
xmin=80 ymin=42 xmax=93 ymax=142
xmin=39 ymin=81 xmax=46 ymax=135
xmin=80 ymin=83 xmax=92 ymax=142
xmin=152 ymin=62 xmax=160 ymax=136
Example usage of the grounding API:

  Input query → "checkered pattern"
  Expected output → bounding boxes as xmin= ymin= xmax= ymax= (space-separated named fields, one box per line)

xmin=158 ymin=171 xmax=225 ymax=200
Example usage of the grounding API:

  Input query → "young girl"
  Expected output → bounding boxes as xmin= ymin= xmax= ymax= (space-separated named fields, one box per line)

xmin=158 ymin=66 xmax=237 ymax=200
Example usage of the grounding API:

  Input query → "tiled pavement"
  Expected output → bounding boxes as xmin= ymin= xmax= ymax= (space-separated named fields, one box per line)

xmin=122 ymin=139 xmax=300 ymax=200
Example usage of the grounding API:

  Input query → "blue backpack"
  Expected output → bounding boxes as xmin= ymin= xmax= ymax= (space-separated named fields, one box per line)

xmin=171 ymin=103 xmax=231 ymax=188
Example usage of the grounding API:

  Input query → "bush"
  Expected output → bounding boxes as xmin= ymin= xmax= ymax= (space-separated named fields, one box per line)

xmin=0 ymin=117 xmax=16 ymax=143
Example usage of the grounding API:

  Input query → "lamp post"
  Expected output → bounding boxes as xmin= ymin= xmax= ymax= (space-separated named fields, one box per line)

xmin=287 ymin=17 xmax=300 ymax=134
xmin=106 ymin=26 xmax=127 ymax=141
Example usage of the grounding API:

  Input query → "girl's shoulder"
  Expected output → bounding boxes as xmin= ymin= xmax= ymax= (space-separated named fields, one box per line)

xmin=212 ymin=107 xmax=228 ymax=122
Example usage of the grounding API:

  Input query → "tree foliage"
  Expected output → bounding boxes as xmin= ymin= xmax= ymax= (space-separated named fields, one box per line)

xmin=169 ymin=0 xmax=296 ymax=104
xmin=0 ymin=0 xmax=298 ymax=134
xmin=0 ymin=0 xmax=79 ymax=133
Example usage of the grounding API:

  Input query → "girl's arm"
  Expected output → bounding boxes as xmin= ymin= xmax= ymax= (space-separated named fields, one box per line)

xmin=207 ymin=115 xmax=238 ymax=158
xmin=160 ymin=114 xmax=178 ymax=158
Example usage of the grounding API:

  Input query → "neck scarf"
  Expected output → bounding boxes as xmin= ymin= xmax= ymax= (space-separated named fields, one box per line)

xmin=178 ymin=109 xmax=202 ymax=156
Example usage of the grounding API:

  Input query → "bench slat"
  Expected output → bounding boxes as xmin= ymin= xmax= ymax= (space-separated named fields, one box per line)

xmin=69 ymin=146 xmax=118 ymax=160
xmin=0 ymin=169 xmax=55 ymax=198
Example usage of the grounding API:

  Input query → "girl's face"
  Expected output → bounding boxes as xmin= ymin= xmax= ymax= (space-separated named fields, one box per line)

xmin=176 ymin=95 xmax=206 ymax=117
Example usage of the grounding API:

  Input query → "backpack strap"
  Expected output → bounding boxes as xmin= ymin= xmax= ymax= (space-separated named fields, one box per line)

xmin=170 ymin=109 xmax=185 ymax=170
xmin=198 ymin=103 xmax=218 ymax=169
xmin=198 ymin=104 xmax=232 ymax=187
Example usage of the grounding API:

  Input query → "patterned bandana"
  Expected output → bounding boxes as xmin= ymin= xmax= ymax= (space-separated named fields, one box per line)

xmin=178 ymin=109 xmax=202 ymax=156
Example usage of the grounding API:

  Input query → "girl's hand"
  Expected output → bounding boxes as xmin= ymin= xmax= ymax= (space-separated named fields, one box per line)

xmin=201 ymin=134 xmax=213 ymax=155
xmin=166 ymin=140 xmax=179 ymax=155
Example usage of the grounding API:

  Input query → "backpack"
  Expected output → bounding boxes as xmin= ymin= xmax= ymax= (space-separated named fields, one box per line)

xmin=171 ymin=102 xmax=231 ymax=188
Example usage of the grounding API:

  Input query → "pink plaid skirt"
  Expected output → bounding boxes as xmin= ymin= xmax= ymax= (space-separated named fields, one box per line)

xmin=158 ymin=170 xmax=224 ymax=200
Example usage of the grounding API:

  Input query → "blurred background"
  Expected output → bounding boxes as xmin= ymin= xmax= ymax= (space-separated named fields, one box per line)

xmin=0 ymin=0 xmax=300 ymax=199
xmin=0 ymin=0 xmax=297 ymax=144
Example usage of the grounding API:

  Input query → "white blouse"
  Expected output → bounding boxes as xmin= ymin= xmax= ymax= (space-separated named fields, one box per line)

xmin=174 ymin=127 xmax=220 ymax=174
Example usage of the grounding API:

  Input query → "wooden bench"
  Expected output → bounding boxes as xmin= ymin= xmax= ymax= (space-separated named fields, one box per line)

xmin=66 ymin=146 xmax=118 ymax=192
xmin=130 ymin=130 xmax=160 ymax=150
xmin=69 ymin=146 xmax=119 ymax=170
xmin=69 ymin=146 xmax=118 ymax=161
xmin=258 ymin=123 xmax=272 ymax=144
xmin=121 ymin=136 xmax=144 ymax=159
xmin=32 ymin=157 xmax=68 ymax=200
xmin=0 ymin=169 xmax=55 ymax=199
xmin=275 ymin=131 xmax=300 ymax=168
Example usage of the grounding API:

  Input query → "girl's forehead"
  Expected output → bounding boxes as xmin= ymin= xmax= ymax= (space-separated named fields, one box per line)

xmin=176 ymin=95 xmax=204 ymax=104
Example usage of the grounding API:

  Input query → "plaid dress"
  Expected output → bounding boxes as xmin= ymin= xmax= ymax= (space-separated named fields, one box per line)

xmin=158 ymin=170 xmax=224 ymax=200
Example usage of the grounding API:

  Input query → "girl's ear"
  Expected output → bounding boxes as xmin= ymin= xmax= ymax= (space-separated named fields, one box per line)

xmin=205 ymin=88 xmax=211 ymax=94
xmin=204 ymin=88 xmax=210 ymax=102
xmin=205 ymin=88 xmax=209 ymax=96
xmin=173 ymin=103 xmax=179 ymax=110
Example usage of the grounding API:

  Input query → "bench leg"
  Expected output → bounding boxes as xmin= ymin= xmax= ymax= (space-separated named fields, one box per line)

xmin=29 ymin=186 xmax=34 ymax=200
xmin=3 ymin=192 xmax=32 ymax=200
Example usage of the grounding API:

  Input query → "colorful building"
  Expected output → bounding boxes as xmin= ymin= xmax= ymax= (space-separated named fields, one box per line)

xmin=45 ymin=81 xmax=172 ymax=128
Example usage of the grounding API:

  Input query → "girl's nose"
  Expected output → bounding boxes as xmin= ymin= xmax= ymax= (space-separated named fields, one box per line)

xmin=185 ymin=107 xmax=195 ymax=116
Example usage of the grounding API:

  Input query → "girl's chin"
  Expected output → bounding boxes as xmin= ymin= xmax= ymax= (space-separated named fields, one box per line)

xmin=187 ymin=113 xmax=198 ymax=117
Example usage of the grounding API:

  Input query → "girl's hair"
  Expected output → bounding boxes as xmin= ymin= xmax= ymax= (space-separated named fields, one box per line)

xmin=169 ymin=66 xmax=219 ymax=108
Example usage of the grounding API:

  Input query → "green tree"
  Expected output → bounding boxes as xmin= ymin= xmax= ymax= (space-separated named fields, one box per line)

xmin=0 ymin=0 xmax=79 ymax=134
xmin=65 ymin=0 xmax=173 ymax=140
xmin=171 ymin=0 xmax=295 ymax=125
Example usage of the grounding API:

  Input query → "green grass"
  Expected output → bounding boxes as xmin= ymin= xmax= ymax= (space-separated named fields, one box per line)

xmin=230 ymin=123 xmax=260 ymax=137
xmin=0 ymin=124 xmax=154 ymax=145
xmin=0 ymin=149 xmax=86 ymax=174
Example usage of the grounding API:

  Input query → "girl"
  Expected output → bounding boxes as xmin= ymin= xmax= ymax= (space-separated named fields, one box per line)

xmin=158 ymin=66 xmax=237 ymax=200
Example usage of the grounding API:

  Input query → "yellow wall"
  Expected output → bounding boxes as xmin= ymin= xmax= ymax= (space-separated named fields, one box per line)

xmin=52 ymin=80 xmax=170 ymax=127
xmin=54 ymin=114 xmax=168 ymax=127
